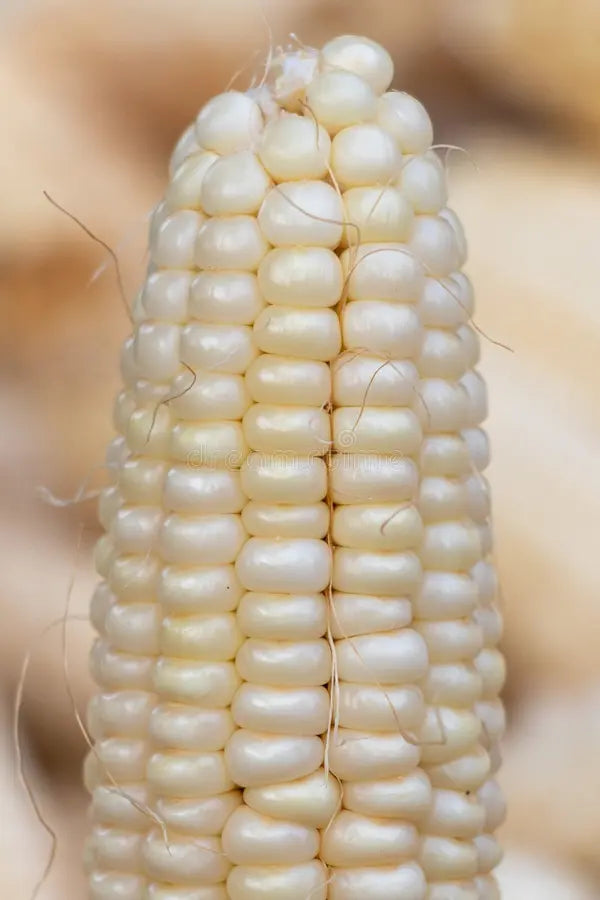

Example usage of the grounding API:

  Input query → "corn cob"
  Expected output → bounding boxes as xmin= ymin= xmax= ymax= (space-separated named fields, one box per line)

xmin=85 ymin=33 xmax=505 ymax=900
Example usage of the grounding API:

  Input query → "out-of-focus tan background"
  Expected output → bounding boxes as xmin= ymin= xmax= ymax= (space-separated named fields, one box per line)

xmin=1 ymin=0 xmax=599 ymax=896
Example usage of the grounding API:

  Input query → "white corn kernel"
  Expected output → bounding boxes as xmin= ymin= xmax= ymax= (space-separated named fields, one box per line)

xmin=321 ymin=35 xmax=394 ymax=94
xmin=258 ymin=181 xmax=344 ymax=248
xmin=258 ymin=247 xmax=342 ymax=307
xmin=189 ymin=272 xmax=264 ymax=324
xmin=258 ymin=115 xmax=331 ymax=182
xmin=305 ymin=70 xmax=377 ymax=134
xmin=377 ymin=91 xmax=433 ymax=153
xmin=195 ymin=92 xmax=263 ymax=154
xmin=200 ymin=152 xmax=271 ymax=216
xmin=196 ymin=216 xmax=269 ymax=271
xmin=167 ymin=151 xmax=219 ymax=210
xmin=331 ymin=124 xmax=401 ymax=188
xmin=225 ymin=731 xmax=324 ymax=787
xmin=243 ymin=768 xmax=340 ymax=827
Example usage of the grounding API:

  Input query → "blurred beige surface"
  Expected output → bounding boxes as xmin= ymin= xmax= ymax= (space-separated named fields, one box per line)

xmin=1 ymin=0 xmax=599 ymax=896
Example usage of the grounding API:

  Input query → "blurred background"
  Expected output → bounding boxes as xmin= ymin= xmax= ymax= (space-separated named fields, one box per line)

xmin=2 ymin=0 xmax=600 ymax=896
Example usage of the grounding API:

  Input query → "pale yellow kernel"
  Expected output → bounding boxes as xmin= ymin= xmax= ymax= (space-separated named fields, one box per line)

xmin=322 ymin=811 xmax=419 ymax=867
xmin=420 ymin=707 xmax=482 ymax=765
xmin=158 ymin=514 xmax=247 ymax=565
xmin=236 ymin=593 xmax=327 ymax=641
xmin=235 ymin=638 xmax=331 ymax=686
xmin=329 ymin=863 xmax=426 ymax=900
xmin=341 ymin=242 xmax=425 ymax=302
xmin=87 ymin=691 xmax=154 ymax=740
xmin=142 ymin=270 xmax=191 ymax=322
xmin=180 ymin=323 xmax=257 ymax=374
xmin=143 ymin=831 xmax=231 ymax=884
xmin=321 ymin=35 xmax=394 ymax=94
xmin=343 ymin=770 xmax=432 ymax=821
xmin=246 ymin=356 xmax=331 ymax=406
xmin=93 ymin=737 xmax=150 ymax=783
xmin=332 ymin=503 xmax=423 ymax=551
xmin=196 ymin=215 xmax=269 ymax=271
xmin=420 ymin=835 xmax=479 ymax=880
xmin=254 ymin=306 xmax=341 ymax=360
xmin=189 ymin=271 xmax=264 ymax=324
xmin=330 ymin=592 xmax=412 ymax=639
xmin=328 ymin=729 xmax=420 ymax=781
xmin=133 ymin=322 xmax=181 ymax=382
xmin=417 ymin=618 xmax=484 ymax=663
xmin=152 ymin=658 xmax=240 ymax=706
xmin=423 ymin=788 xmax=486 ymax=838
xmin=169 ymin=123 xmax=201 ymax=178
xmin=258 ymin=246 xmax=343 ymax=307
xmin=223 ymin=805 xmax=319 ymax=866
xmin=336 ymin=683 xmax=425 ymax=732
xmin=478 ymin=778 xmax=506 ymax=832
xmin=333 ymin=547 xmax=422 ymax=596
xmin=154 ymin=792 xmax=241 ymax=836
xmin=410 ymin=214 xmax=461 ymax=276
xmin=427 ymin=747 xmax=491 ymax=792
xmin=419 ymin=379 xmax=469 ymax=433
xmin=419 ymin=476 xmax=469 ymax=523
xmin=231 ymin=684 xmax=330 ymax=734
xmin=88 ymin=870 xmax=145 ymax=900
xmin=241 ymin=502 xmax=329 ymax=539
xmin=305 ymin=69 xmax=377 ymax=134
xmin=423 ymin=662 xmax=483 ymax=706
xmin=243 ymin=768 xmax=340 ymax=828
xmin=150 ymin=705 xmax=235 ymax=751
xmin=164 ymin=466 xmax=245 ymax=515
xmin=331 ymin=123 xmax=401 ymax=188
xmin=258 ymin=114 xmax=331 ymax=181
xmin=104 ymin=602 xmax=161 ymax=655
xmin=258 ymin=180 xmax=344 ymax=248
xmin=200 ymin=151 xmax=271 ymax=216
xmin=240 ymin=453 xmax=327 ymax=504
xmin=332 ymin=354 xmax=418 ymax=407
xmin=377 ymin=91 xmax=433 ymax=153
xmin=419 ymin=329 xmax=469 ymax=379
xmin=167 ymin=151 xmax=219 ymax=210
xmin=110 ymin=506 xmax=162 ymax=555
xmin=227 ymin=860 xmax=328 ymax=900
xmin=401 ymin=150 xmax=448 ymax=214
xmin=441 ymin=207 xmax=468 ymax=266
xmin=151 ymin=209 xmax=203 ymax=270
xmin=91 ymin=783 xmax=150 ymax=831
xmin=332 ymin=406 xmax=422 ymax=454
xmin=170 ymin=421 xmax=248 ymax=467
xmin=335 ymin=629 xmax=428 ymax=684
xmin=225 ymin=730 xmax=324 ymax=787
xmin=342 ymin=185 xmax=414 ymax=245
xmin=342 ymin=299 xmax=422 ymax=357
xmin=146 ymin=750 xmax=234 ymax=798
xmin=242 ymin=405 xmax=330 ymax=456
xmin=195 ymin=91 xmax=263 ymax=153
xmin=158 ymin=564 xmax=242 ymax=615
xmin=161 ymin=612 xmax=243 ymax=661
xmin=89 ymin=641 xmax=154 ymax=692
xmin=474 ymin=833 xmax=503 ymax=873
xmin=329 ymin=453 xmax=418 ymax=505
